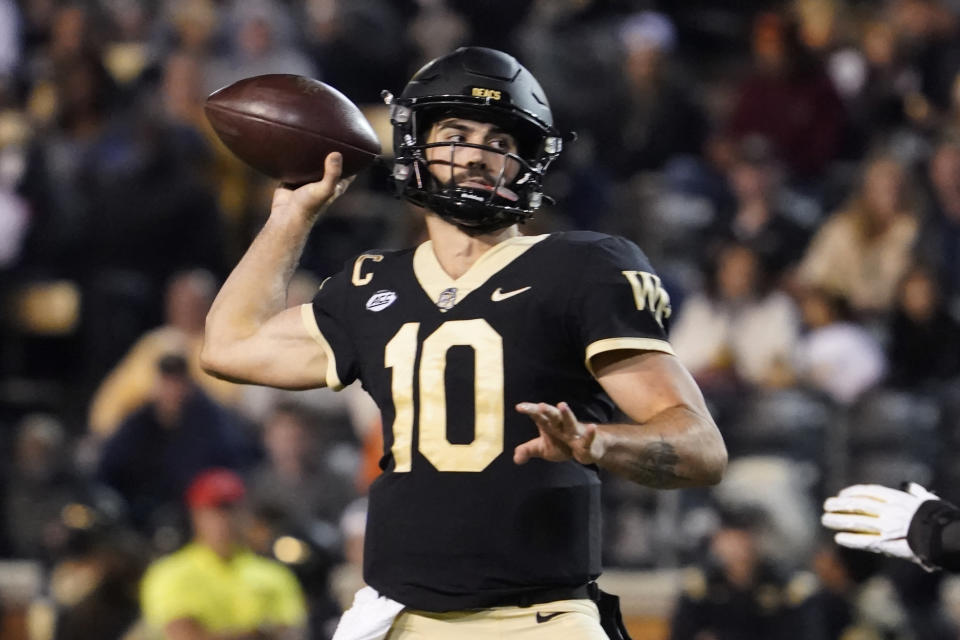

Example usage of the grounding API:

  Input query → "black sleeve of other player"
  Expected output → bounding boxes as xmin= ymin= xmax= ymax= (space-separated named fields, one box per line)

xmin=568 ymin=235 xmax=675 ymax=376
xmin=908 ymin=499 xmax=960 ymax=571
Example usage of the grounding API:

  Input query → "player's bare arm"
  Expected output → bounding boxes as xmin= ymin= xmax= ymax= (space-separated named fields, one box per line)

xmin=201 ymin=153 xmax=352 ymax=389
xmin=515 ymin=349 xmax=727 ymax=488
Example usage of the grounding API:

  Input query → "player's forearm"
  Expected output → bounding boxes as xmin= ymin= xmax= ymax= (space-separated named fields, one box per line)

xmin=594 ymin=405 xmax=726 ymax=488
xmin=203 ymin=149 xmax=348 ymax=359
xmin=205 ymin=213 xmax=313 ymax=349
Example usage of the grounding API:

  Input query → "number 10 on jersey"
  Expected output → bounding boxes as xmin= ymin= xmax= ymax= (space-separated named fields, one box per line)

xmin=385 ymin=319 xmax=505 ymax=472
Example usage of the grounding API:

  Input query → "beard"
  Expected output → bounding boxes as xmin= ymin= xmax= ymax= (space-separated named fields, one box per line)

xmin=427 ymin=161 xmax=520 ymax=202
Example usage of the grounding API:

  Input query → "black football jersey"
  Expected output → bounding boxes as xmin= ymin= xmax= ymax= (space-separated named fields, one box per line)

xmin=304 ymin=231 xmax=673 ymax=611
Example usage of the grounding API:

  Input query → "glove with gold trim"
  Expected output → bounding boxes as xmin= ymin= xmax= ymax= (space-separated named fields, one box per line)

xmin=821 ymin=483 xmax=940 ymax=570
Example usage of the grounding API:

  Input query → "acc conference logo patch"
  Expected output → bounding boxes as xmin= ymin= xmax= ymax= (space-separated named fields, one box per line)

xmin=366 ymin=290 xmax=397 ymax=312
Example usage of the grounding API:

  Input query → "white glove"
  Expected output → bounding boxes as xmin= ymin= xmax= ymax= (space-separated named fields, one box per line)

xmin=821 ymin=483 xmax=940 ymax=569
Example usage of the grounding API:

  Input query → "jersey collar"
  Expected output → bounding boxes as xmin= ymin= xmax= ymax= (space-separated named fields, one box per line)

xmin=413 ymin=234 xmax=548 ymax=310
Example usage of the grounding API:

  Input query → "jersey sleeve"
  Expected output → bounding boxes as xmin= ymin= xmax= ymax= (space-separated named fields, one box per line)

xmin=300 ymin=267 xmax=360 ymax=391
xmin=570 ymin=235 xmax=675 ymax=376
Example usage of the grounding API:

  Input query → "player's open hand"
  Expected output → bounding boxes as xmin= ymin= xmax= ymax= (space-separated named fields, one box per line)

xmin=271 ymin=152 xmax=354 ymax=224
xmin=514 ymin=401 xmax=605 ymax=466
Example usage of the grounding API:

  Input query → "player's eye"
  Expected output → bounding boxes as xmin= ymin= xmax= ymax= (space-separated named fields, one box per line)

xmin=444 ymin=133 xmax=466 ymax=143
xmin=487 ymin=137 xmax=513 ymax=151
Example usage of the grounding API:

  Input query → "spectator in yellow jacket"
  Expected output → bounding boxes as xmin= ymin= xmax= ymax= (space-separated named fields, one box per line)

xmin=140 ymin=468 xmax=307 ymax=640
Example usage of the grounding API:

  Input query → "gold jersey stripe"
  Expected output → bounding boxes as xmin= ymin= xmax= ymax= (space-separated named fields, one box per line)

xmin=584 ymin=337 xmax=675 ymax=378
xmin=412 ymin=234 xmax=548 ymax=308
xmin=299 ymin=303 xmax=343 ymax=390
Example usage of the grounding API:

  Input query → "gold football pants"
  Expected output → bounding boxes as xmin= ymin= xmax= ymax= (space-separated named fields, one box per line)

xmin=385 ymin=598 xmax=608 ymax=639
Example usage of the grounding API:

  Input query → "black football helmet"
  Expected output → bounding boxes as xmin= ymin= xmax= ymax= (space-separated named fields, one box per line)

xmin=384 ymin=47 xmax=565 ymax=233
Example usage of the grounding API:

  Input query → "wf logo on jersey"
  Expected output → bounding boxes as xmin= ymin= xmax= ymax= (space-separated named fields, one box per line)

xmin=366 ymin=290 xmax=397 ymax=312
xmin=621 ymin=270 xmax=671 ymax=328
xmin=436 ymin=287 xmax=458 ymax=311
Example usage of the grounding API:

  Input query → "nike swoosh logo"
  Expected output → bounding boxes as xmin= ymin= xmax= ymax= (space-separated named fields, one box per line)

xmin=536 ymin=612 xmax=568 ymax=623
xmin=491 ymin=286 xmax=531 ymax=302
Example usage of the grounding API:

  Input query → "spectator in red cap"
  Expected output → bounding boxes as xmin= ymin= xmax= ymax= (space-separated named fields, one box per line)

xmin=140 ymin=467 xmax=307 ymax=640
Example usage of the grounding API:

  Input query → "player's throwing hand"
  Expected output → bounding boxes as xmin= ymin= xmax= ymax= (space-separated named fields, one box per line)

xmin=270 ymin=152 xmax=354 ymax=224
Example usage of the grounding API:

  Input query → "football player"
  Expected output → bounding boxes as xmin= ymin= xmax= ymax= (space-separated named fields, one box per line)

xmin=201 ymin=47 xmax=727 ymax=640
xmin=822 ymin=483 xmax=960 ymax=572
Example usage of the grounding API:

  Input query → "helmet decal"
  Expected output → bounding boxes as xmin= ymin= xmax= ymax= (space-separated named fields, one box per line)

xmin=470 ymin=87 xmax=503 ymax=100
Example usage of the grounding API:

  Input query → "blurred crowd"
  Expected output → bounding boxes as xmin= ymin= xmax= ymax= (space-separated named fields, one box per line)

xmin=3 ymin=0 xmax=960 ymax=639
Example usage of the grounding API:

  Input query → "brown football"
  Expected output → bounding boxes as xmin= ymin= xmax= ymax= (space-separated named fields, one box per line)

xmin=204 ymin=74 xmax=381 ymax=185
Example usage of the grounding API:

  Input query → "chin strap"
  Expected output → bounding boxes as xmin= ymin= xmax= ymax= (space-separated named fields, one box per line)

xmin=435 ymin=203 xmax=524 ymax=235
